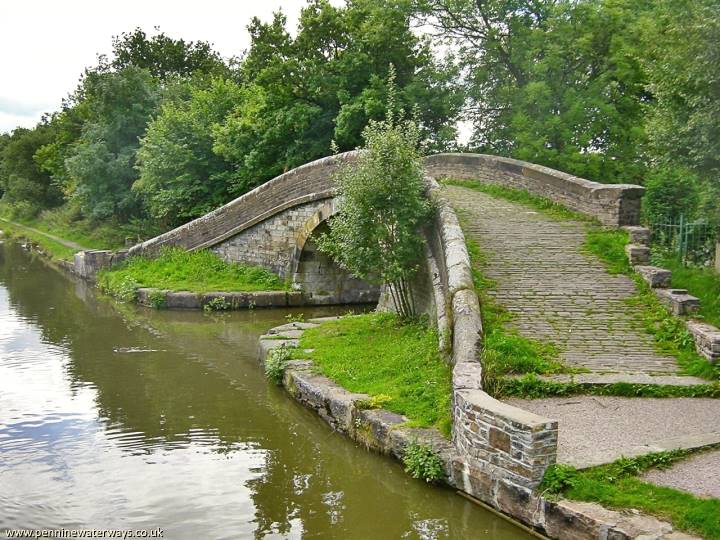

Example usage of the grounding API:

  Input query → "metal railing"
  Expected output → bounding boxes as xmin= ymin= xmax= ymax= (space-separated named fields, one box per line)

xmin=648 ymin=214 xmax=717 ymax=267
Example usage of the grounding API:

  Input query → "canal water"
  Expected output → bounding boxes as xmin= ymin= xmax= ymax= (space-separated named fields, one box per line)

xmin=0 ymin=241 xmax=533 ymax=539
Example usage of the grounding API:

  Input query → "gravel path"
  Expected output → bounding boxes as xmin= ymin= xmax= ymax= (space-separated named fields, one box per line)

xmin=507 ymin=396 xmax=720 ymax=468
xmin=443 ymin=185 xmax=681 ymax=376
xmin=642 ymin=449 xmax=720 ymax=499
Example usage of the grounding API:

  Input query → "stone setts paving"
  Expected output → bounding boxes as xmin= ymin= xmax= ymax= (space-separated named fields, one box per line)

xmin=443 ymin=185 xmax=682 ymax=377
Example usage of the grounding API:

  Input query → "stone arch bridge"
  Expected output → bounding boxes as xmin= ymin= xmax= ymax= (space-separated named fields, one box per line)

xmin=98 ymin=151 xmax=643 ymax=307
xmin=79 ymin=150 xmax=711 ymax=538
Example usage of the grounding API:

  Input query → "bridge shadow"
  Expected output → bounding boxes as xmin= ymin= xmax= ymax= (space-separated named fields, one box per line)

xmin=293 ymin=221 xmax=380 ymax=305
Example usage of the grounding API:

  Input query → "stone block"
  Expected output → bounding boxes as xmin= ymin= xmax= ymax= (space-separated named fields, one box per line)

xmin=452 ymin=362 xmax=483 ymax=391
xmin=686 ymin=320 xmax=720 ymax=363
xmin=544 ymin=500 xmax=620 ymax=540
xmin=451 ymin=289 xmax=483 ymax=364
xmin=165 ymin=291 xmax=201 ymax=309
xmin=622 ymin=225 xmax=652 ymax=245
xmin=494 ymin=479 xmax=539 ymax=526
xmin=488 ymin=427 xmax=511 ymax=453
xmin=654 ymin=288 xmax=700 ymax=316
xmin=73 ymin=249 xmax=119 ymax=280
xmin=625 ymin=243 xmax=650 ymax=266
xmin=249 ymin=291 xmax=289 ymax=307
xmin=635 ymin=265 xmax=672 ymax=288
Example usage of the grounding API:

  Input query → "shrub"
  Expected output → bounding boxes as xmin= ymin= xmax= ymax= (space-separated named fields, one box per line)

xmin=403 ymin=442 xmax=445 ymax=483
xmin=317 ymin=68 xmax=431 ymax=319
xmin=148 ymin=289 xmax=166 ymax=309
xmin=642 ymin=166 xmax=700 ymax=224
xmin=265 ymin=346 xmax=292 ymax=385
xmin=203 ymin=296 xmax=230 ymax=312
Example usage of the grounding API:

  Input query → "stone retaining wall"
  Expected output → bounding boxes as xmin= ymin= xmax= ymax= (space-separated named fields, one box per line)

xmin=259 ymin=321 xmax=693 ymax=540
xmin=425 ymin=153 xmax=644 ymax=226
xmin=375 ymin=174 xmax=560 ymax=490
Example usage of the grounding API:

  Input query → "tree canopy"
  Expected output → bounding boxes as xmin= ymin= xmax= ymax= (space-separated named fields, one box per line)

xmin=0 ymin=0 xmax=717 ymax=236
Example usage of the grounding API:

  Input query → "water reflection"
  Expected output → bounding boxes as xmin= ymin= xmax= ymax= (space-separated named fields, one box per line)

xmin=0 ymin=242 xmax=532 ymax=539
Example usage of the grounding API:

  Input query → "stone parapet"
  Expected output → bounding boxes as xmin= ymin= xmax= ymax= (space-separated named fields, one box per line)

xmin=425 ymin=153 xmax=644 ymax=226
xmin=128 ymin=152 xmax=360 ymax=258
xmin=453 ymin=390 xmax=558 ymax=488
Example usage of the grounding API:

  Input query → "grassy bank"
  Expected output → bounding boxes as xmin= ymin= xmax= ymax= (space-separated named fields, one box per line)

xmin=0 ymin=202 xmax=165 ymax=255
xmin=298 ymin=313 xmax=453 ymax=436
xmin=655 ymin=257 xmax=720 ymax=328
xmin=0 ymin=218 xmax=78 ymax=260
xmin=98 ymin=248 xmax=287 ymax=300
xmin=542 ymin=450 xmax=720 ymax=539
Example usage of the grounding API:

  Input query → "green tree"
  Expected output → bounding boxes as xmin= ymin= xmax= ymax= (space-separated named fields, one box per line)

xmin=318 ymin=79 xmax=430 ymax=318
xmin=64 ymin=67 xmax=159 ymax=220
xmin=641 ymin=167 xmax=700 ymax=225
xmin=639 ymin=0 xmax=720 ymax=227
xmin=214 ymin=0 xmax=461 ymax=195
xmin=0 ymin=124 xmax=63 ymax=218
xmin=135 ymin=78 xmax=242 ymax=226
xmin=420 ymin=0 xmax=650 ymax=184
xmin=108 ymin=27 xmax=229 ymax=80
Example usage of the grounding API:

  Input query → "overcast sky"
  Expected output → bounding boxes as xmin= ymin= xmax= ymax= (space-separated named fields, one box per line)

xmin=0 ymin=0 xmax=327 ymax=134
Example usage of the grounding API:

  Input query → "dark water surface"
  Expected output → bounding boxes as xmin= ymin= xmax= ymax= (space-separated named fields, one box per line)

xmin=0 ymin=241 xmax=533 ymax=539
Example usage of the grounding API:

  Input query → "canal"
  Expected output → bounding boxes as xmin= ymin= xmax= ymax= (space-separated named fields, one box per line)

xmin=0 ymin=241 xmax=534 ymax=539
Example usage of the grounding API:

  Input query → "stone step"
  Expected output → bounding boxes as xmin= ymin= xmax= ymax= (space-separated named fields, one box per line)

xmin=686 ymin=320 xmax=720 ymax=363
xmin=625 ymin=243 xmax=650 ymax=265
xmin=635 ymin=265 xmax=672 ymax=288
xmin=622 ymin=225 xmax=652 ymax=246
xmin=654 ymin=288 xmax=700 ymax=316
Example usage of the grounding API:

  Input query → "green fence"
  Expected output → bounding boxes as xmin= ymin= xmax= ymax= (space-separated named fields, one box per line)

xmin=648 ymin=215 xmax=717 ymax=266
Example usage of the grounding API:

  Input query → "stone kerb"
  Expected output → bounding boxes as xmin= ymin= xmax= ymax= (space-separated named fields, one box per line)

xmin=127 ymin=151 xmax=360 ymax=258
xmin=425 ymin=153 xmax=645 ymax=226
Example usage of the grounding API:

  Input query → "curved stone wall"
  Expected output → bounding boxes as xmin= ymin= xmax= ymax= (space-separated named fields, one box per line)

xmin=425 ymin=153 xmax=644 ymax=226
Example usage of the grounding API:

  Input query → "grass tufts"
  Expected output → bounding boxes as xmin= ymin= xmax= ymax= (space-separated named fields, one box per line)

xmin=98 ymin=247 xmax=287 ymax=297
xmin=541 ymin=450 xmax=720 ymax=540
xmin=298 ymin=312 xmax=453 ymax=436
